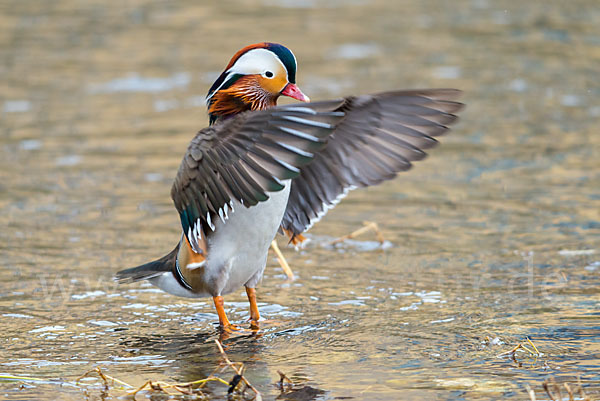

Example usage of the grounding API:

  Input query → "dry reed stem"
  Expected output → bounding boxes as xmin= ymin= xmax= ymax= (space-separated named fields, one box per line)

xmin=564 ymin=382 xmax=574 ymax=401
xmin=553 ymin=379 xmax=563 ymax=400
xmin=526 ymin=378 xmax=594 ymax=401
xmin=578 ymin=376 xmax=591 ymax=401
xmin=271 ymin=240 xmax=294 ymax=280
xmin=525 ymin=384 xmax=536 ymax=401
xmin=542 ymin=382 xmax=554 ymax=401
xmin=215 ymin=339 xmax=262 ymax=400
xmin=277 ymin=370 xmax=294 ymax=390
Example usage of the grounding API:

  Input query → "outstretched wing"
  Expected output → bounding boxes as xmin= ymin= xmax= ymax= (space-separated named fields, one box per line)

xmin=280 ymin=89 xmax=464 ymax=242
xmin=171 ymin=101 xmax=345 ymax=253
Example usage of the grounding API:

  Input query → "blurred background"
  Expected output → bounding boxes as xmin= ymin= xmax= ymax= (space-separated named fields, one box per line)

xmin=0 ymin=0 xmax=598 ymax=400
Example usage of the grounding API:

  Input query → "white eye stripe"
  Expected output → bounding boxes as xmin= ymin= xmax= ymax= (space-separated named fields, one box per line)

xmin=228 ymin=48 xmax=287 ymax=79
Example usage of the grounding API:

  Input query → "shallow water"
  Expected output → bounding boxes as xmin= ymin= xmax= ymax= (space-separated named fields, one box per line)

xmin=1 ymin=0 xmax=599 ymax=400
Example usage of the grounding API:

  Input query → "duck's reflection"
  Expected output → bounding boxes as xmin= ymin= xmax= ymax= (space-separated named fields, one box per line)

xmin=117 ymin=326 xmax=269 ymax=390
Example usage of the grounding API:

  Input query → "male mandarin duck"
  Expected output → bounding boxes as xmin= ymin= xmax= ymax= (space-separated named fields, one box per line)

xmin=116 ymin=42 xmax=464 ymax=330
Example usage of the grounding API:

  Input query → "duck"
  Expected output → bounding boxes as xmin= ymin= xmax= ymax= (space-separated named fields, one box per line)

xmin=116 ymin=42 xmax=464 ymax=331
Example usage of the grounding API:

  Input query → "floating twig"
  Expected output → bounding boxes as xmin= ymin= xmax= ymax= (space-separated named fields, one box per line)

xmin=496 ymin=343 xmax=523 ymax=358
xmin=497 ymin=337 xmax=541 ymax=358
xmin=526 ymin=337 xmax=540 ymax=355
xmin=0 ymin=375 xmax=47 ymax=382
xmin=330 ymin=221 xmax=385 ymax=245
xmin=76 ymin=367 xmax=133 ymax=390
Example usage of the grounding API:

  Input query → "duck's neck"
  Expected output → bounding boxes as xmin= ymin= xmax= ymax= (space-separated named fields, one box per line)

xmin=207 ymin=78 xmax=278 ymax=125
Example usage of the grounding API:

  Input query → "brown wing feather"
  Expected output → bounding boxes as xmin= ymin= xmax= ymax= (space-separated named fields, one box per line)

xmin=280 ymin=89 xmax=464 ymax=240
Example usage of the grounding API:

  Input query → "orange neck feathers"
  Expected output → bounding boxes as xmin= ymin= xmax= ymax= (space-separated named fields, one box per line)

xmin=208 ymin=75 xmax=278 ymax=124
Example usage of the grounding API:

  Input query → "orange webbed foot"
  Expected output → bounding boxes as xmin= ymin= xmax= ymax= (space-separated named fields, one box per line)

xmin=248 ymin=319 xmax=260 ymax=331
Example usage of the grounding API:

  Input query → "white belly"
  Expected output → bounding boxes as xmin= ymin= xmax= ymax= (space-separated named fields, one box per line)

xmin=206 ymin=181 xmax=291 ymax=295
xmin=151 ymin=181 xmax=291 ymax=298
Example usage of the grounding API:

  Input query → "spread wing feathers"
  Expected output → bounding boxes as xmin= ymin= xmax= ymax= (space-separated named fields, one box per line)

xmin=171 ymin=100 xmax=346 ymax=253
xmin=280 ymin=89 xmax=464 ymax=240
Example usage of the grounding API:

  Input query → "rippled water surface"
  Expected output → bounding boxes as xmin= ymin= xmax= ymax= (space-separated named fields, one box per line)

xmin=1 ymin=0 xmax=599 ymax=400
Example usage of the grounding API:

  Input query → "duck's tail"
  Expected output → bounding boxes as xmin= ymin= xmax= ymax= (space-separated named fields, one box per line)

xmin=115 ymin=244 xmax=179 ymax=283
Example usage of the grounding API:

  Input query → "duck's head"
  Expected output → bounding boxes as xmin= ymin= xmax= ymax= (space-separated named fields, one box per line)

xmin=206 ymin=42 xmax=310 ymax=124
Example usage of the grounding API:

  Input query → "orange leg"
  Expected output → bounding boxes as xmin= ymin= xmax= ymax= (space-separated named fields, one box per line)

xmin=245 ymin=287 xmax=260 ymax=329
xmin=213 ymin=296 xmax=237 ymax=331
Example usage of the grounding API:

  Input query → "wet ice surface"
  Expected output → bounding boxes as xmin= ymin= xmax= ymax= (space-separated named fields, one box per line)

xmin=1 ymin=0 xmax=600 ymax=400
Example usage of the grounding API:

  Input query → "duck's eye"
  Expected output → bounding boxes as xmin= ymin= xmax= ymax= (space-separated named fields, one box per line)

xmin=264 ymin=71 xmax=274 ymax=78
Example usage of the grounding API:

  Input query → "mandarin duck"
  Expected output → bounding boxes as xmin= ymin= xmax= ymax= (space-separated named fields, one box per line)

xmin=116 ymin=42 xmax=464 ymax=330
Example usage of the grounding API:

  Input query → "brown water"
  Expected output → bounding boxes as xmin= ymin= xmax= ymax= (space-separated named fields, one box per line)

xmin=1 ymin=0 xmax=599 ymax=400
